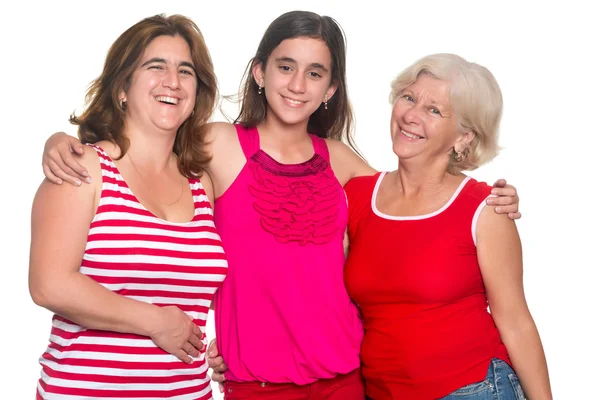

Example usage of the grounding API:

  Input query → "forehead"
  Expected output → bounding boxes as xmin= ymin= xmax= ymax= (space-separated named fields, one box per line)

xmin=404 ymin=74 xmax=451 ymax=104
xmin=270 ymin=37 xmax=332 ymax=67
xmin=140 ymin=35 xmax=192 ymax=62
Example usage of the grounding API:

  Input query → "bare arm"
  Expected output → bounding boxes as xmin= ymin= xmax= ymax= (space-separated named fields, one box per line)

xmin=476 ymin=206 xmax=552 ymax=399
xmin=327 ymin=139 xmax=377 ymax=186
xmin=30 ymin=146 xmax=204 ymax=363
xmin=40 ymin=123 xmax=230 ymax=187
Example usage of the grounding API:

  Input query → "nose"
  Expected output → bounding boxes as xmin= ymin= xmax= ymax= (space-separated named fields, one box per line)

xmin=162 ymin=67 xmax=181 ymax=90
xmin=288 ymin=71 xmax=306 ymax=94
xmin=402 ymin=104 xmax=421 ymax=124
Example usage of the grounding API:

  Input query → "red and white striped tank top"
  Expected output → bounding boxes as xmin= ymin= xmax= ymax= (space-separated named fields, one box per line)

xmin=36 ymin=145 xmax=228 ymax=399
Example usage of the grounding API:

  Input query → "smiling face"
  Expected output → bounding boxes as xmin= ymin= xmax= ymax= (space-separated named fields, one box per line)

xmin=390 ymin=73 xmax=473 ymax=164
xmin=121 ymin=35 xmax=197 ymax=134
xmin=253 ymin=37 xmax=337 ymax=128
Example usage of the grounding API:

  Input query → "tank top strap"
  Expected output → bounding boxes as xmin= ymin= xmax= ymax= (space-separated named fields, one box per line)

xmin=309 ymin=134 xmax=330 ymax=162
xmin=86 ymin=144 xmax=115 ymax=173
xmin=235 ymin=124 xmax=260 ymax=159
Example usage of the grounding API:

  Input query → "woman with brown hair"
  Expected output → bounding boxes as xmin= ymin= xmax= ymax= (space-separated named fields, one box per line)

xmin=29 ymin=14 xmax=227 ymax=399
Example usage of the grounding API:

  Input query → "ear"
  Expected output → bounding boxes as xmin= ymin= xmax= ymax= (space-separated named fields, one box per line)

xmin=119 ymin=89 xmax=127 ymax=103
xmin=324 ymin=83 xmax=338 ymax=103
xmin=454 ymin=130 xmax=474 ymax=152
xmin=251 ymin=61 xmax=265 ymax=87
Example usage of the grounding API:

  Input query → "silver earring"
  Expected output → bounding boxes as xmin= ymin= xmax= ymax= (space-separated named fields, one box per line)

xmin=258 ymin=84 xmax=263 ymax=95
xmin=324 ymin=95 xmax=328 ymax=110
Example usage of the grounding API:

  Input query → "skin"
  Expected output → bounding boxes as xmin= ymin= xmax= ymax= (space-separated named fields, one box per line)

xmin=38 ymin=38 xmax=523 ymax=388
xmin=29 ymin=35 xmax=212 ymax=365
xmin=373 ymin=74 xmax=552 ymax=398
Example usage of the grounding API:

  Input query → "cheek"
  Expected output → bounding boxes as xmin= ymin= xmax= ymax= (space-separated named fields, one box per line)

xmin=185 ymin=80 xmax=198 ymax=97
xmin=391 ymin=101 xmax=407 ymax=118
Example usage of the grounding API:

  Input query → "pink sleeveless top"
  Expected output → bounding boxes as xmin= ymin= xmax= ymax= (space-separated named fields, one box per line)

xmin=213 ymin=125 xmax=363 ymax=384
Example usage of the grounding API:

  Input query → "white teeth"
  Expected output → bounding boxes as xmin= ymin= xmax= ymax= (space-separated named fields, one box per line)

xmin=155 ymin=96 xmax=179 ymax=105
xmin=401 ymin=129 xmax=422 ymax=139
xmin=283 ymin=97 xmax=303 ymax=105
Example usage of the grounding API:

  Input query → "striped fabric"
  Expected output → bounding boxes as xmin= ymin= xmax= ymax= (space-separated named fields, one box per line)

xmin=36 ymin=145 xmax=227 ymax=399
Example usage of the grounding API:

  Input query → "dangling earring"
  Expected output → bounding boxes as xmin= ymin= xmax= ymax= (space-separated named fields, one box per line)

xmin=258 ymin=84 xmax=263 ymax=95
xmin=119 ymin=98 xmax=126 ymax=110
xmin=453 ymin=148 xmax=464 ymax=162
xmin=324 ymin=95 xmax=328 ymax=110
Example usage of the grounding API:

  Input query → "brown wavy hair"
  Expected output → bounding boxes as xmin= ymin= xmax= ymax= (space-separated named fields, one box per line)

xmin=69 ymin=14 xmax=217 ymax=177
xmin=234 ymin=11 xmax=361 ymax=156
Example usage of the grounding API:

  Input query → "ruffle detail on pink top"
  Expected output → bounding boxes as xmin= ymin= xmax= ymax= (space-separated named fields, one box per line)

xmin=248 ymin=150 xmax=340 ymax=245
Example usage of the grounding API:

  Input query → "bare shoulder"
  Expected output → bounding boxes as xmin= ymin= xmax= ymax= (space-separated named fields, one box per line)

xmin=203 ymin=122 xmax=237 ymax=144
xmin=476 ymin=204 xmax=519 ymax=245
xmin=34 ymin=144 xmax=100 ymax=212
xmin=325 ymin=139 xmax=377 ymax=184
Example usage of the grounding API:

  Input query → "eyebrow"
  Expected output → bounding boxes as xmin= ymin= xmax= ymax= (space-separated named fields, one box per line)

xmin=275 ymin=56 xmax=329 ymax=72
xmin=140 ymin=57 xmax=198 ymax=75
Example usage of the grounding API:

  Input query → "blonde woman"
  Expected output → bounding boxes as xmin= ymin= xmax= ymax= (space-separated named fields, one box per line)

xmin=344 ymin=54 xmax=552 ymax=400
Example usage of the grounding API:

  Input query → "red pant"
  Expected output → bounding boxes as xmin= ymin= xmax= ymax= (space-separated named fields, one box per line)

xmin=223 ymin=369 xmax=365 ymax=400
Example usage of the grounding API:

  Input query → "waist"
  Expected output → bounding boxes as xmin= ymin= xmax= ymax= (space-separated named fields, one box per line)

xmin=359 ymin=303 xmax=508 ymax=398
xmin=44 ymin=316 xmax=209 ymax=367
xmin=223 ymin=368 xmax=364 ymax=398
xmin=215 ymin=283 xmax=363 ymax=383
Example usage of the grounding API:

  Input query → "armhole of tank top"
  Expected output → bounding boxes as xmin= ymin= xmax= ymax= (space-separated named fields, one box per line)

xmin=471 ymin=194 xmax=496 ymax=245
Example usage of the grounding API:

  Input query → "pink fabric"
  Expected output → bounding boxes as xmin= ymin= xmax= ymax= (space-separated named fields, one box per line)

xmin=214 ymin=125 xmax=363 ymax=384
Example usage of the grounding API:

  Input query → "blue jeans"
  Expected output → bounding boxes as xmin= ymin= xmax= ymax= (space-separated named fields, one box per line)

xmin=440 ymin=358 xmax=525 ymax=400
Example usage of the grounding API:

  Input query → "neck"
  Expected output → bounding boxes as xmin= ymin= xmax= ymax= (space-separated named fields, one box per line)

xmin=259 ymin=108 xmax=312 ymax=146
xmin=393 ymin=155 xmax=454 ymax=197
xmin=123 ymin=121 xmax=177 ymax=172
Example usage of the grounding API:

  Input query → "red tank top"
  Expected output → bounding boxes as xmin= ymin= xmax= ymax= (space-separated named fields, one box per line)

xmin=344 ymin=172 xmax=510 ymax=400
xmin=36 ymin=145 xmax=228 ymax=399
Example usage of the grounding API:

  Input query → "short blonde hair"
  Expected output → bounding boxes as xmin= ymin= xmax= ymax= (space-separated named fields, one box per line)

xmin=390 ymin=53 xmax=503 ymax=174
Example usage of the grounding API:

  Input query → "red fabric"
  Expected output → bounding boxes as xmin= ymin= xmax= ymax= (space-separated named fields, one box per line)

xmin=344 ymin=173 xmax=510 ymax=400
xmin=36 ymin=145 xmax=226 ymax=399
xmin=222 ymin=369 xmax=364 ymax=400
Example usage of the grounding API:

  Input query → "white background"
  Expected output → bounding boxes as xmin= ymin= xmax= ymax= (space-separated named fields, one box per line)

xmin=1 ymin=1 xmax=598 ymax=398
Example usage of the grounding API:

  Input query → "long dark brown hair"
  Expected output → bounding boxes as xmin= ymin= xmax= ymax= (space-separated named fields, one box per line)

xmin=235 ymin=11 xmax=361 ymax=154
xmin=69 ymin=14 xmax=218 ymax=177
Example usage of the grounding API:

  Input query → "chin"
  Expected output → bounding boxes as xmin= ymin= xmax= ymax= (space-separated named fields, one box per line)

xmin=273 ymin=110 xmax=314 ymax=127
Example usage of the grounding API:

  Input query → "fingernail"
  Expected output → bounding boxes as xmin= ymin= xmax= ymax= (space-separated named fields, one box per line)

xmin=495 ymin=207 xmax=501 ymax=213
xmin=82 ymin=171 xmax=89 ymax=177
xmin=75 ymin=180 xmax=82 ymax=186
xmin=85 ymin=177 xmax=92 ymax=184
xmin=57 ymin=180 xmax=63 ymax=185
xmin=486 ymin=198 xmax=493 ymax=205
xmin=491 ymin=189 xmax=498 ymax=195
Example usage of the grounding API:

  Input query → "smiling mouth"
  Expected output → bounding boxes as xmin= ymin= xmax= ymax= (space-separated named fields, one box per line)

xmin=281 ymin=95 xmax=306 ymax=106
xmin=155 ymin=96 xmax=179 ymax=105
xmin=401 ymin=129 xmax=424 ymax=139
